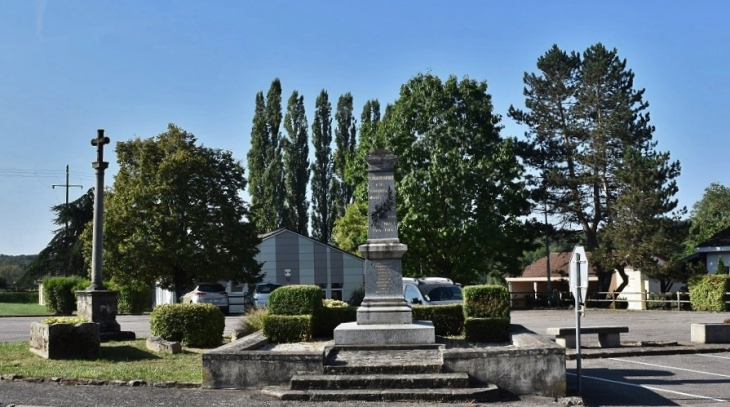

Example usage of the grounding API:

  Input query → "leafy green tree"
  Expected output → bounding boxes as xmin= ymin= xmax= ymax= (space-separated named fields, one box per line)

xmin=95 ymin=124 xmax=262 ymax=300
xmin=384 ymin=73 xmax=537 ymax=284
xmin=310 ymin=89 xmax=334 ymax=243
xmin=247 ymin=79 xmax=285 ymax=233
xmin=282 ymin=90 xmax=310 ymax=235
xmin=509 ymin=43 xmax=682 ymax=292
xmin=685 ymin=183 xmax=730 ymax=254
xmin=23 ymin=189 xmax=94 ymax=285
xmin=333 ymin=92 xmax=357 ymax=219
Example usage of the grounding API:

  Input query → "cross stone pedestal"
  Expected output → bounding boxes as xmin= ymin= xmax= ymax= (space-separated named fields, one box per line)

xmin=75 ymin=290 xmax=121 ymax=334
xmin=333 ymin=150 xmax=434 ymax=346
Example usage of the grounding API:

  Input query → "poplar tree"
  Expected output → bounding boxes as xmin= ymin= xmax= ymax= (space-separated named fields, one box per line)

xmin=282 ymin=90 xmax=310 ymax=235
xmin=333 ymin=93 xmax=357 ymax=219
xmin=310 ymin=90 xmax=334 ymax=243
xmin=247 ymin=78 xmax=285 ymax=233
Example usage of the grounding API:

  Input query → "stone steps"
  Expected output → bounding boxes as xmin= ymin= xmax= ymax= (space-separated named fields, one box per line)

xmin=261 ymin=385 xmax=500 ymax=402
xmin=324 ymin=344 xmax=443 ymax=374
xmin=291 ymin=372 xmax=471 ymax=390
xmin=262 ymin=344 xmax=501 ymax=402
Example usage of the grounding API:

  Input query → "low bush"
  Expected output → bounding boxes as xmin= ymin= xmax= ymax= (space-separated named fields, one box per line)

xmin=268 ymin=285 xmax=323 ymax=316
xmin=0 ymin=291 xmax=37 ymax=304
xmin=41 ymin=316 xmax=87 ymax=325
xmin=647 ymin=292 xmax=674 ymax=310
xmin=43 ymin=277 xmax=89 ymax=315
xmin=263 ymin=314 xmax=312 ymax=343
xmin=463 ymin=285 xmax=510 ymax=319
xmin=412 ymin=304 xmax=464 ymax=336
xmin=317 ymin=301 xmax=356 ymax=337
xmin=464 ymin=317 xmax=510 ymax=342
xmin=107 ymin=281 xmax=150 ymax=314
xmin=689 ymin=275 xmax=730 ymax=312
xmin=150 ymin=303 xmax=224 ymax=348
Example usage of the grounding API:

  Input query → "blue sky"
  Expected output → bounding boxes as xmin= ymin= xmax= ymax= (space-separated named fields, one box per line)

xmin=1 ymin=0 xmax=728 ymax=255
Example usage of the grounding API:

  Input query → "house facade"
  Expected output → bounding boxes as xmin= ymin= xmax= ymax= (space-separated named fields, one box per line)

xmin=694 ymin=226 xmax=730 ymax=274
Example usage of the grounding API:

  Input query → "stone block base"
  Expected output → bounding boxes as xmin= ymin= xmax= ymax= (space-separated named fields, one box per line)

xmin=333 ymin=321 xmax=435 ymax=345
xmin=691 ymin=323 xmax=730 ymax=343
xmin=29 ymin=322 xmax=100 ymax=359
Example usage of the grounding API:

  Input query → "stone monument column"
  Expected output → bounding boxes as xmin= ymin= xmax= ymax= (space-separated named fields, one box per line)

xmin=75 ymin=129 xmax=122 ymax=336
xmin=333 ymin=150 xmax=434 ymax=345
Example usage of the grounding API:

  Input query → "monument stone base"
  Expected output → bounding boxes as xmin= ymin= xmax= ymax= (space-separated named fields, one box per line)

xmin=75 ymin=290 xmax=120 ymax=333
xmin=334 ymin=320 xmax=435 ymax=345
xmin=357 ymin=297 xmax=413 ymax=325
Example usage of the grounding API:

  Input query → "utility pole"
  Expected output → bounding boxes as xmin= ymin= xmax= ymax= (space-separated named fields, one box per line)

xmin=52 ymin=165 xmax=83 ymax=242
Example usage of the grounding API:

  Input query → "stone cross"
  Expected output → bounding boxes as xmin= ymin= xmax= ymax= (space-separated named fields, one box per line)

xmin=89 ymin=129 xmax=110 ymax=290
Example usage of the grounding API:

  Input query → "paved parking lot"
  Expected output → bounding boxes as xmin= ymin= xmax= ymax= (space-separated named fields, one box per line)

xmin=3 ymin=309 xmax=730 ymax=406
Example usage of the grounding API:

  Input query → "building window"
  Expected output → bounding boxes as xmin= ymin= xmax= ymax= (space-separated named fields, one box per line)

xmin=331 ymin=282 xmax=343 ymax=301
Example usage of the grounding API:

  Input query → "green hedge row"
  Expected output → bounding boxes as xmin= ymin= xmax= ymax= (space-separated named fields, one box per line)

xmin=150 ymin=303 xmax=224 ymax=348
xmin=43 ymin=277 xmax=89 ymax=315
xmin=264 ymin=285 xmax=323 ymax=343
xmin=0 ymin=291 xmax=37 ymax=304
xmin=412 ymin=304 xmax=464 ymax=336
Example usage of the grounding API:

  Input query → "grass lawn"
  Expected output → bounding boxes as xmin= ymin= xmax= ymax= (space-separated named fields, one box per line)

xmin=0 ymin=303 xmax=53 ymax=317
xmin=0 ymin=339 xmax=203 ymax=383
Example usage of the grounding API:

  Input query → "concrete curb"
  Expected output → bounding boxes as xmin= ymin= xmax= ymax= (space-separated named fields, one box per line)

xmin=565 ymin=342 xmax=730 ymax=360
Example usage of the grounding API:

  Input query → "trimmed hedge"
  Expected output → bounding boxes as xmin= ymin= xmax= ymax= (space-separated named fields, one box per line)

xmin=317 ymin=302 xmax=357 ymax=337
xmin=43 ymin=277 xmax=89 ymax=315
xmin=0 ymin=291 xmax=37 ymax=304
xmin=150 ymin=303 xmax=224 ymax=348
xmin=689 ymin=275 xmax=730 ymax=312
xmin=263 ymin=314 xmax=313 ymax=343
xmin=413 ymin=304 xmax=464 ymax=336
xmin=268 ymin=285 xmax=323 ymax=316
xmin=464 ymin=317 xmax=510 ymax=343
xmin=107 ymin=281 xmax=150 ymax=314
xmin=463 ymin=285 xmax=510 ymax=319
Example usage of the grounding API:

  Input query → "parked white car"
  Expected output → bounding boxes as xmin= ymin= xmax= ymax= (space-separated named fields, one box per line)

xmin=180 ymin=282 xmax=230 ymax=314
xmin=403 ymin=277 xmax=463 ymax=306
xmin=253 ymin=282 xmax=281 ymax=308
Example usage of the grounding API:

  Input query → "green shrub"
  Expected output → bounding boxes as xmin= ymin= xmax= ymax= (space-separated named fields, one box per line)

xmin=317 ymin=302 xmax=357 ymax=338
xmin=463 ymin=285 xmax=510 ymax=319
xmin=107 ymin=281 xmax=150 ymax=314
xmin=263 ymin=314 xmax=313 ymax=343
xmin=689 ymin=275 xmax=730 ymax=312
xmin=348 ymin=285 xmax=365 ymax=306
xmin=236 ymin=307 xmax=268 ymax=337
xmin=413 ymin=304 xmax=464 ymax=336
xmin=614 ymin=296 xmax=628 ymax=309
xmin=268 ymin=285 xmax=323 ymax=316
xmin=718 ymin=257 xmax=728 ymax=275
xmin=41 ymin=316 xmax=87 ymax=325
xmin=647 ymin=292 xmax=674 ymax=310
xmin=464 ymin=317 xmax=510 ymax=342
xmin=43 ymin=277 xmax=89 ymax=315
xmin=0 ymin=291 xmax=37 ymax=304
xmin=150 ymin=303 xmax=224 ymax=348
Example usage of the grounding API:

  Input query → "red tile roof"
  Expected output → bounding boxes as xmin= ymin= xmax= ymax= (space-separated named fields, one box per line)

xmin=521 ymin=252 xmax=597 ymax=278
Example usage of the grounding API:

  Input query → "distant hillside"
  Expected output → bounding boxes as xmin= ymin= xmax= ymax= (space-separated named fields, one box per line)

xmin=0 ymin=254 xmax=37 ymax=266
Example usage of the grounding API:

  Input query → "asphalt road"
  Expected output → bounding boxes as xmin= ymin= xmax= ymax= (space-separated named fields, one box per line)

xmin=4 ymin=309 xmax=730 ymax=406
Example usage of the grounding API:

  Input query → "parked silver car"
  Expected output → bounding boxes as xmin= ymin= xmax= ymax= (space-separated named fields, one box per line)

xmin=403 ymin=277 xmax=463 ymax=306
xmin=180 ymin=282 xmax=229 ymax=314
xmin=253 ymin=282 xmax=281 ymax=308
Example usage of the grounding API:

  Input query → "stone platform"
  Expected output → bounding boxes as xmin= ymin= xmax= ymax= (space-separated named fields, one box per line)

xmin=333 ymin=320 xmax=435 ymax=345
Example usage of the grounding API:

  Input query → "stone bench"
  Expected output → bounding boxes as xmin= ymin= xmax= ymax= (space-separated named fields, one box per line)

xmin=546 ymin=326 xmax=629 ymax=348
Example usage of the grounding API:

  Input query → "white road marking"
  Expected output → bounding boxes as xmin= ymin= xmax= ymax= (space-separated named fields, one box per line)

xmin=609 ymin=358 xmax=730 ymax=379
xmin=567 ymin=372 xmax=727 ymax=403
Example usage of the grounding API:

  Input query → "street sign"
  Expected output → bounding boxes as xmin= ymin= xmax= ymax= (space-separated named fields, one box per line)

xmin=569 ymin=245 xmax=588 ymax=302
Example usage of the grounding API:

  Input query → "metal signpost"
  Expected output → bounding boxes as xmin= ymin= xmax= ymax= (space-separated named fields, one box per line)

xmin=569 ymin=245 xmax=588 ymax=394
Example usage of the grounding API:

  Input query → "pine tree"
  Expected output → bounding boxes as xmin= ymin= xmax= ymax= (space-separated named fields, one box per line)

xmin=282 ymin=90 xmax=310 ymax=235
xmin=509 ymin=43 xmax=683 ymax=292
xmin=333 ymin=93 xmax=357 ymax=220
xmin=717 ymin=256 xmax=727 ymax=275
xmin=310 ymin=89 xmax=334 ymax=243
